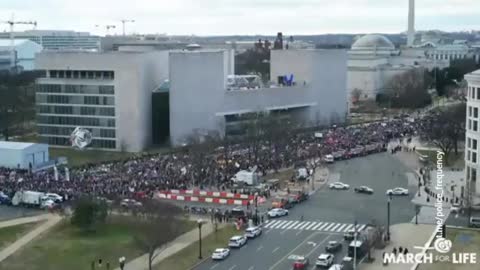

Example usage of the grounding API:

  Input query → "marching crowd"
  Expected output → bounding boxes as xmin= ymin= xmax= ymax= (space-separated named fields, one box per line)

xmin=0 ymin=115 xmax=433 ymax=202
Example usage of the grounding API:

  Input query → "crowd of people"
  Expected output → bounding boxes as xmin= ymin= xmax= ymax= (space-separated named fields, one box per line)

xmin=0 ymin=114 xmax=433 ymax=203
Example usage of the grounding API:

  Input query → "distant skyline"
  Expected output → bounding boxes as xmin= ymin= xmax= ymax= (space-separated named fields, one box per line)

xmin=2 ymin=0 xmax=480 ymax=36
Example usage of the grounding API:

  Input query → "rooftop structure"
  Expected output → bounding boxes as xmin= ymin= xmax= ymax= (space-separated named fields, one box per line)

xmin=0 ymin=30 xmax=99 ymax=51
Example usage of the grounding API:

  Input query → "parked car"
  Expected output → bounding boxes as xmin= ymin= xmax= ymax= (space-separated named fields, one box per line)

xmin=329 ymin=182 xmax=350 ymax=190
xmin=42 ymin=193 xmax=63 ymax=203
xmin=386 ymin=187 xmax=409 ymax=196
xmin=354 ymin=186 xmax=374 ymax=194
xmin=325 ymin=241 xmax=342 ymax=253
xmin=245 ymin=226 xmax=262 ymax=238
xmin=228 ymin=235 xmax=247 ymax=248
xmin=120 ymin=199 xmax=143 ymax=208
xmin=268 ymin=208 xmax=289 ymax=218
xmin=293 ymin=256 xmax=309 ymax=270
xmin=0 ymin=192 xmax=11 ymax=205
xmin=316 ymin=253 xmax=334 ymax=268
xmin=211 ymin=248 xmax=230 ymax=260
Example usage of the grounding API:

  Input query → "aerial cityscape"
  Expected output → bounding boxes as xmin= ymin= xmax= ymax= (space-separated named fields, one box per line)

xmin=1 ymin=0 xmax=480 ymax=270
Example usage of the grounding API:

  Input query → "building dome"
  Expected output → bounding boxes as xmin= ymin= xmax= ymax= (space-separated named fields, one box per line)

xmin=351 ymin=34 xmax=395 ymax=51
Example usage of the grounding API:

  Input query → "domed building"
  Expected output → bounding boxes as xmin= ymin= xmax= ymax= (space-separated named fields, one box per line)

xmin=347 ymin=34 xmax=423 ymax=103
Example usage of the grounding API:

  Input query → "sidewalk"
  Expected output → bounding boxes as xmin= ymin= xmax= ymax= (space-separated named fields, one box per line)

xmin=0 ymin=214 xmax=61 ymax=263
xmin=359 ymin=223 xmax=436 ymax=270
xmin=0 ymin=214 xmax=52 ymax=229
xmin=114 ymin=222 xmax=223 ymax=270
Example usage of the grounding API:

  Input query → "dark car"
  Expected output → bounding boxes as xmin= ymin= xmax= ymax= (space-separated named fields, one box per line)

xmin=0 ymin=192 xmax=11 ymax=205
xmin=354 ymin=186 xmax=374 ymax=194
xmin=325 ymin=241 xmax=342 ymax=253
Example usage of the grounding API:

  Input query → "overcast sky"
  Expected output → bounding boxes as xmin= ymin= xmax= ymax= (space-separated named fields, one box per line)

xmin=2 ymin=0 xmax=480 ymax=36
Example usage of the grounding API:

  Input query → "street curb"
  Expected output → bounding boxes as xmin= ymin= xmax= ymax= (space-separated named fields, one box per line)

xmin=445 ymin=225 xmax=480 ymax=231
xmin=188 ymin=256 xmax=210 ymax=270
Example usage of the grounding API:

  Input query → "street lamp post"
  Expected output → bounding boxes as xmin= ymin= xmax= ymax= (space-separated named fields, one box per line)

xmin=197 ymin=219 xmax=204 ymax=260
xmin=254 ymin=195 xmax=259 ymax=225
xmin=387 ymin=194 xmax=392 ymax=241
xmin=118 ymin=257 xmax=125 ymax=270
xmin=353 ymin=219 xmax=358 ymax=270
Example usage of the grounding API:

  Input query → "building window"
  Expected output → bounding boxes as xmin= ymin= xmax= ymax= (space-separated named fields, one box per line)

xmin=477 ymin=88 xmax=480 ymax=100
xmin=474 ymin=120 xmax=478 ymax=132
xmin=473 ymin=152 xmax=477 ymax=163
xmin=467 ymin=150 xmax=471 ymax=161
xmin=473 ymin=88 xmax=476 ymax=99
xmin=469 ymin=106 xmax=472 ymax=117
xmin=475 ymin=107 xmax=479 ymax=119
xmin=474 ymin=139 xmax=478 ymax=151
xmin=468 ymin=119 xmax=472 ymax=130
xmin=473 ymin=168 xmax=477 ymax=182
xmin=468 ymin=138 xmax=471 ymax=148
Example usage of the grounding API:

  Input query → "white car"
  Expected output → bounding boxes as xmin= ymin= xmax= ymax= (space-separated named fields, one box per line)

xmin=120 ymin=199 xmax=143 ymax=207
xmin=329 ymin=182 xmax=350 ymax=190
xmin=228 ymin=235 xmax=247 ymax=248
xmin=40 ymin=199 xmax=55 ymax=209
xmin=211 ymin=248 xmax=230 ymax=260
xmin=44 ymin=193 xmax=63 ymax=203
xmin=386 ymin=187 xmax=409 ymax=196
xmin=245 ymin=226 xmax=262 ymax=238
xmin=268 ymin=208 xmax=289 ymax=218
xmin=316 ymin=253 xmax=334 ymax=267
xmin=328 ymin=264 xmax=344 ymax=270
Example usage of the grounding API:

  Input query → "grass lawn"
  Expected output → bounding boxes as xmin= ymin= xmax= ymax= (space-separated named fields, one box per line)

xmin=0 ymin=218 xmax=194 ymax=270
xmin=0 ymin=222 xmax=39 ymax=250
xmin=155 ymin=225 xmax=238 ymax=270
xmin=416 ymin=149 xmax=464 ymax=169
xmin=419 ymin=228 xmax=480 ymax=270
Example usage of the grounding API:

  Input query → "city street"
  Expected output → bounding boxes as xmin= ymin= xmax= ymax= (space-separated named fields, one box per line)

xmin=194 ymin=152 xmax=418 ymax=270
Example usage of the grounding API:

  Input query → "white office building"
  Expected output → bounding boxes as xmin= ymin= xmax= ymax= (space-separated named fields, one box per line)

xmin=465 ymin=69 xmax=480 ymax=205
xmin=34 ymin=51 xmax=169 ymax=152
xmin=0 ymin=39 xmax=42 ymax=71
xmin=0 ymin=141 xmax=49 ymax=170
xmin=0 ymin=30 xmax=99 ymax=51
xmin=169 ymin=49 xmax=348 ymax=146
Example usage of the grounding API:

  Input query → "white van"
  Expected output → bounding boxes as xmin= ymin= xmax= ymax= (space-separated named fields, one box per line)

xmin=470 ymin=217 xmax=480 ymax=228
xmin=324 ymin=155 xmax=334 ymax=163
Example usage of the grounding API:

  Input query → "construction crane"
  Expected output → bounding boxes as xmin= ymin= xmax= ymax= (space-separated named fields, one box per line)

xmin=95 ymin=24 xmax=117 ymax=36
xmin=1 ymin=15 xmax=37 ymax=72
xmin=119 ymin=19 xmax=135 ymax=36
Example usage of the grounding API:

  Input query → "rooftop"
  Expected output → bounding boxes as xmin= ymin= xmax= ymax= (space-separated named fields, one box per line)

xmin=0 ymin=141 xmax=40 ymax=150
xmin=0 ymin=39 xmax=35 ymax=47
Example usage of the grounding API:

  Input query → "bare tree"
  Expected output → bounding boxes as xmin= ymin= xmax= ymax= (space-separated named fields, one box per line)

xmin=130 ymin=200 xmax=186 ymax=270
xmin=385 ymin=68 xmax=432 ymax=108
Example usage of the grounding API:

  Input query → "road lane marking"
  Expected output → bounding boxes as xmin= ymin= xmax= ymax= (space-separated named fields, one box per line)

xmin=311 ymin=222 xmax=324 ymax=230
xmin=272 ymin=247 xmax=280 ymax=253
xmin=329 ymin=223 xmax=342 ymax=232
xmin=306 ymin=222 xmax=319 ymax=230
xmin=317 ymin=222 xmax=330 ymax=231
xmin=357 ymin=224 xmax=366 ymax=231
xmin=343 ymin=224 xmax=354 ymax=232
xmin=267 ymin=232 xmax=325 ymax=270
xmin=323 ymin=223 xmax=336 ymax=231
xmin=305 ymin=235 xmax=331 ymax=257
xmin=256 ymin=245 xmax=263 ymax=251
xmin=298 ymin=221 xmax=312 ymax=230
xmin=279 ymin=221 xmax=294 ymax=229
xmin=210 ymin=264 xmax=219 ymax=269
xmin=228 ymin=265 xmax=237 ymax=270
xmin=286 ymin=221 xmax=299 ymax=229
xmin=335 ymin=224 xmax=347 ymax=232
xmin=265 ymin=220 xmax=280 ymax=228
xmin=293 ymin=221 xmax=305 ymax=229
xmin=271 ymin=221 xmax=287 ymax=229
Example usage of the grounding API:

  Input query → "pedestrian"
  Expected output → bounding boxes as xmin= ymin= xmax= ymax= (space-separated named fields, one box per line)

xmin=404 ymin=248 xmax=408 ymax=255
xmin=399 ymin=246 xmax=403 ymax=253
xmin=393 ymin=247 xmax=397 ymax=255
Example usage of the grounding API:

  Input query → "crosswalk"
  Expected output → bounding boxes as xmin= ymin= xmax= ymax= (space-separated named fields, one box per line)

xmin=264 ymin=219 xmax=366 ymax=233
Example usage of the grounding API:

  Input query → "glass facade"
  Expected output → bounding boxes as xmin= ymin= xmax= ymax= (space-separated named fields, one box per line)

xmin=36 ymin=82 xmax=117 ymax=149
